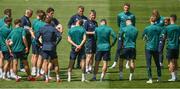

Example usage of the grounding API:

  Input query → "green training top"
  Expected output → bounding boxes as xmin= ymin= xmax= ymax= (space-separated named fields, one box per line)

xmin=162 ymin=24 xmax=180 ymax=49
xmin=121 ymin=25 xmax=138 ymax=48
xmin=142 ymin=24 xmax=161 ymax=51
xmin=0 ymin=16 xmax=13 ymax=29
xmin=7 ymin=27 xmax=26 ymax=52
xmin=68 ymin=26 xmax=86 ymax=49
xmin=32 ymin=19 xmax=46 ymax=44
xmin=95 ymin=24 xmax=117 ymax=51
xmin=117 ymin=11 xmax=136 ymax=31
xmin=0 ymin=24 xmax=12 ymax=51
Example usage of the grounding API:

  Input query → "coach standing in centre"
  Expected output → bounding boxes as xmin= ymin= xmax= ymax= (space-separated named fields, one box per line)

xmin=68 ymin=6 xmax=88 ymax=69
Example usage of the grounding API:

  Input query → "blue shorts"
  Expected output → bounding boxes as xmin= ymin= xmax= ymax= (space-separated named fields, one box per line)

xmin=166 ymin=49 xmax=179 ymax=60
xmin=41 ymin=50 xmax=56 ymax=60
xmin=70 ymin=48 xmax=86 ymax=60
xmin=95 ymin=51 xmax=110 ymax=61
xmin=85 ymin=39 xmax=96 ymax=54
xmin=32 ymin=44 xmax=41 ymax=55
xmin=2 ymin=51 xmax=11 ymax=60
xmin=123 ymin=48 xmax=136 ymax=60
xmin=13 ymin=51 xmax=27 ymax=60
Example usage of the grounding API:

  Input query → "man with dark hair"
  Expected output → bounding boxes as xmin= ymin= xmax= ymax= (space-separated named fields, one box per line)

xmin=162 ymin=14 xmax=180 ymax=82
xmin=31 ymin=10 xmax=46 ymax=76
xmin=35 ymin=17 xmax=62 ymax=83
xmin=0 ymin=9 xmax=12 ymax=74
xmin=84 ymin=10 xmax=98 ymax=73
xmin=20 ymin=9 xmax=33 ymax=72
xmin=110 ymin=3 xmax=136 ymax=70
xmin=68 ymin=6 xmax=87 ymax=29
xmin=0 ymin=9 xmax=12 ymax=27
xmin=0 ymin=17 xmax=12 ymax=80
xmin=67 ymin=19 xmax=86 ymax=82
xmin=142 ymin=16 xmax=162 ymax=83
xmin=46 ymin=7 xmax=63 ymax=80
xmin=6 ymin=19 xmax=35 ymax=82
xmin=68 ymin=5 xmax=88 ymax=69
xmin=92 ymin=19 xmax=117 ymax=81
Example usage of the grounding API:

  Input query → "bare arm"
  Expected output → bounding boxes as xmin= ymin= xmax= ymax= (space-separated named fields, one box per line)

xmin=22 ymin=36 xmax=29 ymax=53
xmin=56 ymin=24 xmax=64 ymax=34
xmin=79 ymin=34 xmax=86 ymax=47
xmin=5 ymin=40 xmax=12 ymax=53
xmin=67 ymin=36 xmax=78 ymax=48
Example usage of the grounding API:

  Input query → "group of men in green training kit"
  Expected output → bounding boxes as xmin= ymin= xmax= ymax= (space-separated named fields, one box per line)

xmin=0 ymin=3 xmax=179 ymax=84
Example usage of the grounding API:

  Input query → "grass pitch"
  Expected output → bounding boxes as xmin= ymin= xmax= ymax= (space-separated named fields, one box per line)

xmin=0 ymin=0 xmax=180 ymax=88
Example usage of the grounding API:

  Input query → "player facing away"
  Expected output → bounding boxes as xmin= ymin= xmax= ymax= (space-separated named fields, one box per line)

xmin=162 ymin=14 xmax=180 ymax=81
xmin=35 ymin=17 xmax=62 ymax=83
xmin=0 ymin=9 xmax=12 ymax=78
xmin=152 ymin=9 xmax=165 ymax=67
xmin=84 ymin=10 xmax=98 ymax=73
xmin=142 ymin=16 xmax=162 ymax=83
xmin=158 ymin=17 xmax=170 ymax=68
xmin=67 ymin=19 xmax=87 ymax=82
xmin=92 ymin=19 xmax=117 ymax=81
xmin=110 ymin=3 xmax=136 ymax=69
xmin=119 ymin=19 xmax=138 ymax=81
xmin=6 ymin=19 xmax=35 ymax=82
xmin=68 ymin=6 xmax=88 ymax=69
xmin=0 ymin=17 xmax=12 ymax=80
xmin=20 ymin=9 xmax=33 ymax=72
xmin=31 ymin=10 xmax=46 ymax=77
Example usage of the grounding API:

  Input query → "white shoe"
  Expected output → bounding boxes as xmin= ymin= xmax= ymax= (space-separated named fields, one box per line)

xmin=109 ymin=62 xmax=117 ymax=69
xmin=3 ymin=77 xmax=11 ymax=81
xmin=125 ymin=62 xmax=129 ymax=69
xmin=146 ymin=79 xmax=153 ymax=83
xmin=40 ymin=69 xmax=44 ymax=75
xmin=160 ymin=63 xmax=163 ymax=67
xmin=20 ymin=69 xmax=26 ymax=72
xmin=48 ymin=76 xmax=53 ymax=80
xmin=31 ymin=70 xmax=36 ymax=76
xmin=129 ymin=74 xmax=133 ymax=81
xmin=168 ymin=78 xmax=176 ymax=82
xmin=68 ymin=77 xmax=71 ymax=82
xmin=100 ymin=78 xmax=104 ymax=82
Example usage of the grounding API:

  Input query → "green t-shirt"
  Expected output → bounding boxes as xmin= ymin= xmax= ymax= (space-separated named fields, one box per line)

xmin=162 ymin=24 xmax=180 ymax=49
xmin=0 ymin=16 xmax=13 ymax=29
xmin=0 ymin=24 xmax=12 ymax=51
xmin=0 ymin=16 xmax=6 ymax=28
xmin=68 ymin=26 xmax=86 ymax=49
xmin=117 ymin=12 xmax=136 ymax=31
xmin=143 ymin=24 xmax=161 ymax=51
xmin=121 ymin=25 xmax=138 ymax=48
xmin=32 ymin=19 xmax=46 ymax=34
xmin=32 ymin=19 xmax=46 ymax=44
xmin=95 ymin=25 xmax=117 ymax=51
xmin=155 ymin=16 xmax=164 ymax=27
xmin=7 ymin=27 xmax=26 ymax=52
